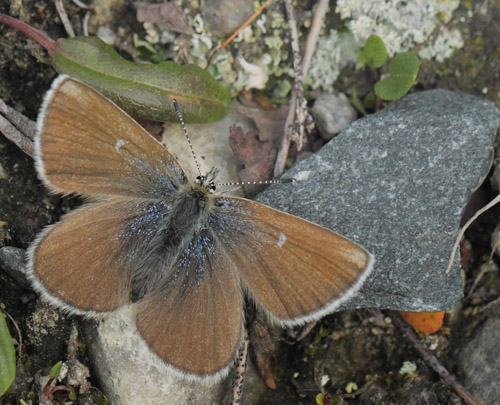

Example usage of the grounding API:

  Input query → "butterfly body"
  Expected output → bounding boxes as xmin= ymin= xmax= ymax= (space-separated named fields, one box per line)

xmin=125 ymin=176 xmax=219 ymax=300
xmin=27 ymin=75 xmax=374 ymax=382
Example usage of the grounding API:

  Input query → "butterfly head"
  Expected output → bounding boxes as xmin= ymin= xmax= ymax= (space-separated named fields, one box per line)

xmin=194 ymin=167 xmax=219 ymax=194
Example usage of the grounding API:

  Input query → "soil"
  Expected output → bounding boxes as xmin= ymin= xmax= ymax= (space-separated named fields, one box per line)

xmin=0 ymin=1 xmax=499 ymax=404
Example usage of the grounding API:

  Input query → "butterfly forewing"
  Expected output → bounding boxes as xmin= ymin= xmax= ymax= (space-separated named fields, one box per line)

xmin=136 ymin=228 xmax=244 ymax=380
xmin=210 ymin=197 xmax=373 ymax=326
xmin=36 ymin=75 xmax=187 ymax=198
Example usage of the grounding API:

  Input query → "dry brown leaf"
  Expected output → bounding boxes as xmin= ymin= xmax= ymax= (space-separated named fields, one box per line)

xmin=237 ymin=104 xmax=289 ymax=142
xmin=229 ymin=125 xmax=277 ymax=198
xmin=249 ymin=320 xmax=276 ymax=389
xmin=135 ymin=2 xmax=193 ymax=35
xmin=136 ymin=118 xmax=164 ymax=142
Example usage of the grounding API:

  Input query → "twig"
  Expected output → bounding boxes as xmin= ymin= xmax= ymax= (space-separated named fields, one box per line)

xmin=206 ymin=0 xmax=273 ymax=67
xmin=301 ymin=0 xmax=328 ymax=77
xmin=390 ymin=312 xmax=481 ymax=405
xmin=296 ymin=320 xmax=317 ymax=341
xmin=219 ymin=0 xmax=273 ymax=50
xmin=0 ymin=98 xmax=36 ymax=139
xmin=273 ymin=92 xmax=295 ymax=177
xmin=477 ymin=294 xmax=500 ymax=315
xmin=466 ymin=260 xmax=496 ymax=299
xmin=273 ymin=0 xmax=314 ymax=177
xmin=0 ymin=98 xmax=36 ymax=156
xmin=489 ymin=228 xmax=500 ymax=260
xmin=71 ymin=0 xmax=90 ymax=9
xmin=55 ymin=0 xmax=76 ymax=37
xmin=446 ymin=194 xmax=500 ymax=273
xmin=82 ymin=11 xmax=90 ymax=36
xmin=230 ymin=328 xmax=250 ymax=405
xmin=284 ymin=0 xmax=307 ymax=149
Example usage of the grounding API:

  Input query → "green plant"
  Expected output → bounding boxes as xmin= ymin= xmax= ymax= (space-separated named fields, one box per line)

xmin=361 ymin=34 xmax=420 ymax=102
xmin=362 ymin=34 xmax=388 ymax=68
xmin=41 ymin=361 xmax=77 ymax=403
xmin=0 ymin=311 xmax=16 ymax=397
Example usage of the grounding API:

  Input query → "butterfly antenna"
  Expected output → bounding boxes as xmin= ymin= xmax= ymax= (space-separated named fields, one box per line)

xmin=215 ymin=177 xmax=296 ymax=194
xmin=172 ymin=99 xmax=202 ymax=178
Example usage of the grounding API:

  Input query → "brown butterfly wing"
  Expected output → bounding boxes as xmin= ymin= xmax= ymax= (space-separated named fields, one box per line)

xmin=36 ymin=75 xmax=187 ymax=198
xmin=27 ymin=198 xmax=146 ymax=315
xmin=209 ymin=197 xmax=374 ymax=326
xmin=30 ymin=76 xmax=188 ymax=315
xmin=135 ymin=228 xmax=244 ymax=380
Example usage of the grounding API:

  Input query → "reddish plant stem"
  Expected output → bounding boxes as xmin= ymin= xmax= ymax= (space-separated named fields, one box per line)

xmin=0 ymin=13 xmax=62 ymax=54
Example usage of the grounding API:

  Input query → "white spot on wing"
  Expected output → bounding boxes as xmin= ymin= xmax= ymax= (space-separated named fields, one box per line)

xmin=115 ymin=139 xmax=127 ymax=151
xmin=276 ymin=232 xmax=286 ymax=247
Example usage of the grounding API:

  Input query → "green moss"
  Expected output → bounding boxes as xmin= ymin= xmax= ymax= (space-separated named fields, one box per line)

xmin=305 ymin=344 xmax=317 ymax=358
xmin=471 ymin=37 xmax=484 ymax=47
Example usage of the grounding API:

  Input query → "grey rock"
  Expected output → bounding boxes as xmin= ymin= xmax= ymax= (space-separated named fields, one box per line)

xmin=0 ymin=246 xmax=31 ymax=290
xmin=96 ymin=26 xmax=117 ymax=45
xmin=311 ymin=92 xmax=358 ymax=140
xmin=257 ymin=89 xmax=499 ymax=311
xmin=459 ymin=314 xmax=500 ymax=403
xmin=82 ymin=308 xmax=228 ymax=405
xmin=295 ymin=151 xmax=314 ymax=164
xmin=202 ymin=0 xmax=254 ymax=37
xmin=83 ymin=307 xmax=267 ymax=405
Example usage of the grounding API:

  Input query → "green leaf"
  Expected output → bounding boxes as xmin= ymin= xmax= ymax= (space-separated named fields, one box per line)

xmin=374 ymin=52 xmax=420 ymax=101
xmin=363 ymin=91 xmax=377 ymax=111
xmin=350 ymin=88 xmax=367 ymax=116
xmin=49 ymin=361 xmax=63 ymax=379
xmin=51 ymin=36 xmax=231 ymax=123
xmin=362 ymin=34 xmax=387 ymax=68
xmin=0 ymin=14 xmax=231 ymax=123
xmin=0 ymin=312 xmax=16 ymax=397
xmin=68 ymin=386 xmax=77 ymax=401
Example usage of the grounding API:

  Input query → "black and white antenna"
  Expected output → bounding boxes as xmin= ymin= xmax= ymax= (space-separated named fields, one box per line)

xmin=172 ymin=99 xmax=296 ymax=191
xmin=215 ymin=178 xmax=296 ymax=187
xmin=172 ymin=99 xmax=202 ymax=178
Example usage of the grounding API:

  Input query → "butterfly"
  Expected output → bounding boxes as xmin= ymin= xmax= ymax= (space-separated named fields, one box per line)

xmin=27 ymin=75 xmax=374 ymax=382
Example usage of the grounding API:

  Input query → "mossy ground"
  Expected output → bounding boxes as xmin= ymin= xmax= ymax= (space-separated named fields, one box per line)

xmin=1 ymin=0 xmax=499 ymax=403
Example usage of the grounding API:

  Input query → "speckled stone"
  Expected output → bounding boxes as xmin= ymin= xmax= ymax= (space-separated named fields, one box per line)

xmin=202 ymin=0 xmax=254 ymax=37
xmin=0 ymin=246 xmax=31 ymax=290
xmin=459 ymin=314 xmax=500 ymax=403
xmin=311 ymin=92 xmax=358 ymax=140
xmin=256 ymin=89 xmax=500 ymax=311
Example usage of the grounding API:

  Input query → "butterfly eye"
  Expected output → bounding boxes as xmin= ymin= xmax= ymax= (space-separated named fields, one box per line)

xmin=208 ymin=183 xmax=216 ymax=193
xmin=195 ymin=176 xmax=203 ymax=185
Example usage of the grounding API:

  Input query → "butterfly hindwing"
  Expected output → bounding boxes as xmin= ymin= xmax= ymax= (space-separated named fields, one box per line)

xmin=135 ymin=227 xmax=244 ymax=380
xmin=27 ymin=197 xmax=149 ymax=315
